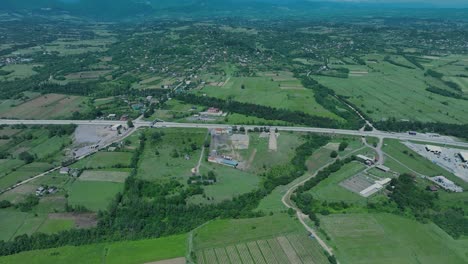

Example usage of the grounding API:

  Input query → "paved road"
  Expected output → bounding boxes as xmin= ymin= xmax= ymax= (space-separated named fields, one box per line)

xmin=2 ymin=119 xmax=467 ymax=148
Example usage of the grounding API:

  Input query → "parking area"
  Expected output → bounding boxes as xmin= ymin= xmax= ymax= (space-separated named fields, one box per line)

xmin=403 ymin=142 xmax=468 ymax=182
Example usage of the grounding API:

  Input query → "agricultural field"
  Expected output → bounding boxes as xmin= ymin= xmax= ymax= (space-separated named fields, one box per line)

xmin=194 ymin=214 xmax=329 ymax=264
xmin=15 ymin=37 xmax=117 ymax=56
xmin=314 ymin=57 xmax=468 ymax=124
xmin=0 ymin=210 xmax=75 ymax=242
xmin=0 ymin=94 xmax=90 ymax=120
xmin=0 ymin=234 xmax=187 ymax=264
xmin=78 ymin=170 xmax=129 ymax=183
xmin=0 ymin=64 xmax=40 ymax=81
xmin=320 ymin=213 xmax=468 ymax=264
xmin=193 ymin=73 xmax=341 ymax=121
xmin=0 ymin=162 xmax=54 ymax=191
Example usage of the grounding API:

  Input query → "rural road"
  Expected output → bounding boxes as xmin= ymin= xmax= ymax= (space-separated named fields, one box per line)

xmin=281 ymin=160 xmax=337 ymax=257
xmin=1 ymin=119 xmax=467 ymax=149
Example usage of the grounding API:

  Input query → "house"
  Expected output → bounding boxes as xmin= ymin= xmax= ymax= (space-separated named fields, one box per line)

xmin=36 ymin=186 xmax=45 ymax=196
xmin=59 ymin=167 xmax=70 ymax=175
xmin=201 ymin=107 xmax=224 ymax=116
xmin=221 ymin=159 xmax=239 ymax=168
xmin=356 ymin=154 xmax=374 ymax=166
xmin=376 ymin=165 xmax=390 ymax=173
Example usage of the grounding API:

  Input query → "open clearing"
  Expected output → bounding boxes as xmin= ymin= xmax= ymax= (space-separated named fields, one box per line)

xmin=0 ymin=93 xmax=88 ymax=119
xmin=320 ymin=213 xmax=468 ymax=264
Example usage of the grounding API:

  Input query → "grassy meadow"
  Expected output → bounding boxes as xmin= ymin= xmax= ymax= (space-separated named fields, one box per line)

xmin=320 ymin=213 xmax=468 ymax=264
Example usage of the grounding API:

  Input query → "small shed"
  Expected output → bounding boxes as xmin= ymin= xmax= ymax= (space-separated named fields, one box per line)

xmin=59 ymin=167 xmax=70 ymax=175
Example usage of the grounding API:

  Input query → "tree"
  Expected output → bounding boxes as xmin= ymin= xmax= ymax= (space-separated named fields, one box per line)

xmin=0 ymin=200 xmax=11 ymax=208
xmin=241 ymin=84 xmax=245 ymax=89
xmin=330 ymin=151 xmax=338 ymax=158
xmin=338 ymin=142 xmax=348 ymax=151
xmin=127 ymin=119 xmax=134 ymax=128
xmin=19 ymin=151 xmax=34 ymax=164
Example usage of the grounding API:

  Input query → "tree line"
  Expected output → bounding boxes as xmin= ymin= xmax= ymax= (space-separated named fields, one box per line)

xmin=374 ymin=118 xmax=468 ymax=140
xmin=176 ymin=94 xmax=344 ymax=129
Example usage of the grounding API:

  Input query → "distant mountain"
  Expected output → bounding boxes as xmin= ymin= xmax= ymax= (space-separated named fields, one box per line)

xmin=0 ymin=0 xmax=153 ymax=19
xmin=0 ymin=0 xmax=467 ymax=21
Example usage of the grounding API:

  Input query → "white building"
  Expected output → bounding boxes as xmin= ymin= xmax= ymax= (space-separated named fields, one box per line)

xmin=425 ymin=145 xmax=442 ymax=154
xmin=429 ymin=176 xmax=463 ymax=193
xmin=459 ymin=152 xmax=468 ymax=163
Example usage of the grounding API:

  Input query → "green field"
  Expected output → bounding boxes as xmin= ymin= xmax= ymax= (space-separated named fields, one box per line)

xmin=79 ymin=170 xmax=129 ymax=183
xmin=320 ymin=213 xmax=468 ymax=264
xmin=239 ymin=132 xmax=304 ymax=174
xmin=0 ymin=162 xmax=53 ymax=190
xmin=0 ymin=234 xmax=187 ymax=264
xmin=0 ymin=64 xmax=39 ymax=81
xmin=71 ymin=152 xmax=133 ymax=169
xmin=315 ymin=57 xmax=468 ymax=124
xmin=68 ymin=180 xmax=123 ymax=211
xmin=193 ymin=74 xmax=341 ymax=120
xmin=0 ymin=94 xmax=90 ymax=120
xmin=0 ymin=210 xmax=73 ymax=242
xmin=190 ymin=162 xmax=261 ymax=204
xmin=137 ymin=128 xmax=206 ymax=182
xmin=308 ymin=161 xmax=367 ymax=204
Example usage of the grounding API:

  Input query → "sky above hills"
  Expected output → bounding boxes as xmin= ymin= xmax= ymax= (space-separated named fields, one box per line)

xmin=306 ymin=0 xmax=468 ymax=8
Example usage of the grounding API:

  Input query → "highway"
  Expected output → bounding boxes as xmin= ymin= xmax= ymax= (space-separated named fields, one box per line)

xmin=1 ymin=119 xmax=468 ymax=148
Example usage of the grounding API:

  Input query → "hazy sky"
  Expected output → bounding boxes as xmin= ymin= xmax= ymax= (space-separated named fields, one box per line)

xmin=306 ymin=0 xmax=468 ymax=8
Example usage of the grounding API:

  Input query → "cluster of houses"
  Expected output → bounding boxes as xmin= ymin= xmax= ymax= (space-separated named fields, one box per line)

xmin=0 ymin=56 xmax=33 ymax=67
xmin=59 ymin=167 xmax=80 ymax=177
xmin=35 ymin=186 xmax=57 ymax=196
